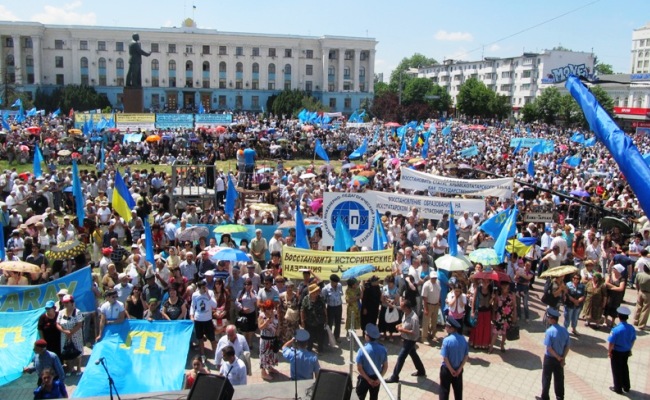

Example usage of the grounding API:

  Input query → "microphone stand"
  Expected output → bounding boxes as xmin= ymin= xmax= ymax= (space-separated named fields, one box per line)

xmin=98 ymin=358 xmax=121 ymax=400
xmin=293 ymin=340 xmax=299 ymax=400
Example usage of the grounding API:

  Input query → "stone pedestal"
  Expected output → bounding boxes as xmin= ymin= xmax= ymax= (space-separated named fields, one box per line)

xmin=123 ymin=87 xmax=144 ymax=113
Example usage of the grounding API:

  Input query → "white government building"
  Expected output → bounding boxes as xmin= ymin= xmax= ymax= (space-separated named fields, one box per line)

xmin=0 ymin=19 xmax=377 ymax=112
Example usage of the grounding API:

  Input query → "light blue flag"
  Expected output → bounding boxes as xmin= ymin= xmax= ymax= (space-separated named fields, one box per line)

xmin=33 ymin=145 xmax=44 ymax=178
xmin=372 ymin=210 xmax=389 ymax=251
xmin=357 ymin=109 xmax=366 ymax=121
xmin=406 ymin=121 xmax=417 ymax=129
xmin=565 ymin=154 xmax=582 ymax=168
xmin=51 ymin=108 xmax=61 ymax=117
xmin=442 ymin=125 xmax=452 ymax=136
xmin=583 ymin=136 xmax=596 ymax=147
xmin=334 ymin=217 xmax=355 ymax=251
xmin=399 ymin=135 xmax=407 ymax=157
xmin=0 ymin=309 xmax=42 ymax=386
xmin=541 ymin=140 xmax=555 ymax=154
xmin=25 ymin=107 xmax=37 ymax=117
xmin=514 ymin=126 xmax=520 ymax=134
xmin=72 ymin=320 xmax=194 ymax=398
xmin=349 ymin=110 xmax=359 ymax=123
xmin=526 ymin=126 xmax=531 ymax=135
xmin=95 ymin=117 xmax=107 ymax=132
xmin=570 ymin=132 xmax=585 ymax=144
xmin=479 ymin=208 xmax=511 ymax=239
xmin=314 ymin=139 xmax=329 ymax=163
xmin=0 ymin=267 xmax=95 ymax=312
xmin=294 ymin=202 xmax=310 ymax=250
xmin=225 ymin=174 xmax=238 ymax=219
xmin=349 ymin=138 xmax=367 ymax=159
xmin=526 ymin=141 xmax=545 ymax=156
xmin=459 ymin=145 xmax=479 ymax=158
xmin=10 ymin=98 xmax=22 ymax=108
xmin=322 ymin=114 xmax=331 ymax=124
xmin=372 ymin=128 xmax=379 ymax=145
xmin=411 ymin=132 xmax=419 ymax=148
xmin=198 ymin=103 xmax=205 ymax=114
xmin=448 ymin=203 xmax=458 ymax=257
xmin=494 ymin=206 xmax=519 ymax=263
xmin=396 ymin=125 xmax=407 ymax=139
xmin=527 ymin=156 xmax=536 ymax=177
xmin=298 ymin=109 xmax=308 ymax=123
xmin=72 ymin=160 xmax=85 ymax=227
xmin=513 ymin=140 xmax=522 ymax=155
xmin=1 ymin=112 xmax=10 ymax=131
xmin=144 ymin=219 xmax=155 ymax=267
xmin=107 ymin=113 xmax=116 ymax=128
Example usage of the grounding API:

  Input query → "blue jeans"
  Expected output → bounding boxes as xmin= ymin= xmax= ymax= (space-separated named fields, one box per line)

xmin=389 ymin=339 xmax=425 ymax=380
xmin=563 ymin=306 xmax=582 ymax=329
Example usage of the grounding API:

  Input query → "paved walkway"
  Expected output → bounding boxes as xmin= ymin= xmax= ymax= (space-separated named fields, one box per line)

xmin=1 ymin=281 xmax=648 ymax=400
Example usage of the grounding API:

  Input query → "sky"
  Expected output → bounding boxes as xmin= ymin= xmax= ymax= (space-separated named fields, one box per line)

xmin=1 ymin=0 xmax=648 ymax=81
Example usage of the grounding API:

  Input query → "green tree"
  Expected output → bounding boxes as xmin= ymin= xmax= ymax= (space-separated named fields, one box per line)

xmin=594 ymin=63 xmax=613 ymax=75
xmin=301 ymin=96 xmax=328 ymax=113
xmin=456 ymin=78 xmax=493 ymax=118
xmin=429 ymin=84 xmax=452 ymax=115
xmin=564 ymin=85 xmax=615 ymax=128
xmin=402 ymin=77 xmax=434 ymax=105
xmin=520 ymin=102 xmax=539 ymax=123
xmin=374 ymin=81 xmax=391 ymax=97
xmin=270 ymin=89 xmax=305 ymax=117
xmin=34 ymin=84 xmax=110 ymax=113
xmin=534 ymin=87 xmax=563 ymax=124
xmin=389 ymin=53 xmax=438 ymax=93
xmin=488 ymin=94 xmax=511 ymax=119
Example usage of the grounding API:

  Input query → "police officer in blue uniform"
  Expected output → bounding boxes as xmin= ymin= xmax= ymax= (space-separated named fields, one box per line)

xmin=607 ymin=306 xmax=636 ymax=394
xmin=538 ymin=308 xmax=570 ymax=400
xmin=281 ymin=329 xmax=320 ymax=380
xmin=439 ymin=317 xmax=469 ymax=400
xmin=355 ymin=323 xmax=388 ymax=400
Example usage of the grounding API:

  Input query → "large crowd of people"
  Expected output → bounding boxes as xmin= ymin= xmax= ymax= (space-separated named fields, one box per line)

xmin=4 ymin=109 xmax=649 ymax=399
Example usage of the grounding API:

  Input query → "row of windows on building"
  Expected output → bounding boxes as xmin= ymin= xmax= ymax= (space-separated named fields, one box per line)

xmin=158 ymin=93 xmax=354 ymax=111
xmin=430 ymin=70 xmax=536 ymax=82
xmin=3 ymin=37 xmax=371 ymax=61
xmin=4 ymin=54 xmax=368 ymax=91
xmin=424 ymin=59 xmax=540 ymax=74
xmin=634 ymin=39 xmax=650 ymax=49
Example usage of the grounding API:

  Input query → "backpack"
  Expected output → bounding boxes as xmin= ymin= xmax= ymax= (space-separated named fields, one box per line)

xmin=541 ymin=278 xmax=559 ymax=307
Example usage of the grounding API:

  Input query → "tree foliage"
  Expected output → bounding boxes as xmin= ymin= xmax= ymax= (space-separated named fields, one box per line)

xmin=429 ymin=85 xmax=453 ymax=115
xmin=402 ymin=78 xmax=434 ymax=105
xmin=594 ymin=63 xmax=613 ymax=75
xmin=389 ymin=53 xmax=438 ymax=92
xmin=456 ymin=78 xmax=494 ymax=118
xmin=519 ymin=85 xmax=615 ymax=129
xmin=34 ymin=85 xmax=111 ymax=113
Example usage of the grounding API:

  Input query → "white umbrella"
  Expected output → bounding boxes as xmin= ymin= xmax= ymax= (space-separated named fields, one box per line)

xmin=435 ymin=254 xmax=472 ymax=271
xmin=300 ymin=172 xmax=317 ymax=179
xmin=176 ymin=226 xmax=210 ymax=242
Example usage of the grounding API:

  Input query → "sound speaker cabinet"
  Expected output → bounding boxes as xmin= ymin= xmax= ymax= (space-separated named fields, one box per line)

xmin=311 ymin=369 xmax=352 ymax=400
xmin=187 ymin=373 xmax=234 ymax=400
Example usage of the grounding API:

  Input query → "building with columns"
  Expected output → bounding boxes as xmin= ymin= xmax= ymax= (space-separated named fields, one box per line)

xmin=0 ymin=19 xmax=377 ymax=112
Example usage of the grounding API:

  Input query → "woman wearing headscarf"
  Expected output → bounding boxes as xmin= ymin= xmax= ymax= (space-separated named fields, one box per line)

xmin=582 ymin=272 xmax=607 ymax=328
xmin=604 ymin=264 xmax=626 ymax=328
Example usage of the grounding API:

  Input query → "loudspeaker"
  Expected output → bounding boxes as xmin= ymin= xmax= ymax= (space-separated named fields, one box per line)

xmin=258 ymin=182 xmax=271 ymax=190
xmin=187 ymin=373 xmax=234 ymax=400
xmin=312 ymin=369 xmax=352 ymax=400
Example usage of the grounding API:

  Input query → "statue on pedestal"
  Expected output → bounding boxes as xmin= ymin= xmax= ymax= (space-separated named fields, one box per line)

xmin=125 ymin=33 xmax=151 ymax=88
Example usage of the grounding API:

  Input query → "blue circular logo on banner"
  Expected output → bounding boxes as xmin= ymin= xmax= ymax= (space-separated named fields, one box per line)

xmin=331 ymin=201 xmax=370 ymax=238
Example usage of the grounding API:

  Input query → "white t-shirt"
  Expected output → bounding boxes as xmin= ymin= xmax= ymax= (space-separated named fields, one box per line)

xmin=219 ymin=358 xmax=247 ymax=386
xmin=99 ymin=300 xmax=125 ymax=321
xmin=190 ymin=292 xmax=217 ymax=322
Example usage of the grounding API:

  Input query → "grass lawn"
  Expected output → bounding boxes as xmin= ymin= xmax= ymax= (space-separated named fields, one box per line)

xmin=0 ymin=158 xmax=346 ymax=175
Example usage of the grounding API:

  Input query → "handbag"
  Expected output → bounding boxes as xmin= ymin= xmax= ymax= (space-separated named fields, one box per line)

xmin=271 ymin=337 xmax=282 ymax=353
xmin=506 ymin=324 xmax=520 ymax=341
xmin=384 ymin=307 xmax=399 ymax=324
xmin=285 ymin=307 xmax=300 ymax=323
xmin=468 ymin=313 xmax=478 ymax=328
xmin=325 ymin=325 xmax=337 ymax=347
xmin=61 ymin=338 xmax=81 ymax=360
